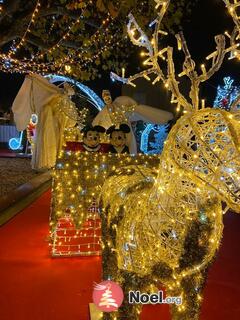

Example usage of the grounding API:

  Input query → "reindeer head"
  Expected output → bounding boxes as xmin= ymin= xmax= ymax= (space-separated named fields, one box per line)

xmin=162 ymin=108 xmax=240 ymax=213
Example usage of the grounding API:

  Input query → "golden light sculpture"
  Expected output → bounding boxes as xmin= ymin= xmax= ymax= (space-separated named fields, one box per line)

xmin=101 ymin=109 xmax=240 ymax=319
xmin=99 ymin=1 xmax=240 ymax=319
xmin=51 ymin=152 xmax=159 ymax=231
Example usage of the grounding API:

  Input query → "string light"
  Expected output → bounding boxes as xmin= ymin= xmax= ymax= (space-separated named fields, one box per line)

xmin=224 ymin=0 xmax=240 ymax=59
xmin=0 ymin=0 xmax=41 ymax=60
xmin=0 ymin=1 xmax=153 ymax=75
xmin=0 ymin=0 xmax=127 ymax=76
xmin=0 ymin=12 xmax=122 ymax=75
xmin=0 ymin=0 xmax=152 ymax=75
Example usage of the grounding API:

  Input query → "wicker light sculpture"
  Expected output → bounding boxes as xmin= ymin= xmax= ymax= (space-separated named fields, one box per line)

xmin=100 ymin=1 xmax=240 ymax=319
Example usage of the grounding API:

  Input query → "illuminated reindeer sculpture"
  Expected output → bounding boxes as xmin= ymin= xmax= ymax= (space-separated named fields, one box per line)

xmin=100 ymin=1 xmax=240 ymax=319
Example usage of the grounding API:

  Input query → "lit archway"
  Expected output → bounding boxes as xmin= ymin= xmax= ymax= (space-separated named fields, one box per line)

xmin=46 ymin=74 xmax=104 ymax=111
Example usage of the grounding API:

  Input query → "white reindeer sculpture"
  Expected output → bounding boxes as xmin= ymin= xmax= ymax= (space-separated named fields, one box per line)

xmin=99 ymin=1 xmax=240 ymax=319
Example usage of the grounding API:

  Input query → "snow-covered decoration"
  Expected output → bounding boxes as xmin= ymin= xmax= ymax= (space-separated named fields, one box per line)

xmin=140 ymin=123 xmax=169 ymax=154
xmin=214 ymin=76 xmax=240 ymax=111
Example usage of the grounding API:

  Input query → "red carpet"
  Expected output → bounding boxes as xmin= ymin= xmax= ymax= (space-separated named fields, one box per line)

xmin=0 ymin=191 xmax=239 ymax=320
xmin=0 ymin=148 xmax=17 ymax=157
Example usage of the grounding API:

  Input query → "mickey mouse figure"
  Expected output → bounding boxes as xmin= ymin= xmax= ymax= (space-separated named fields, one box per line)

xmin=106 ymin=124 xmax=130 ymax=154
xmin=81 ymin=125 xmax=107 ymax=152
xmin=65 ymin=125 xmax=109 ymax=153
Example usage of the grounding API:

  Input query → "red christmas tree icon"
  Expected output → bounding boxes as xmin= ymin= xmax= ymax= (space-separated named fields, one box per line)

xmin=93 ymin=280 xmax=124 ymax=312
xmin=99 ymin=284 xmax=118 ymax=309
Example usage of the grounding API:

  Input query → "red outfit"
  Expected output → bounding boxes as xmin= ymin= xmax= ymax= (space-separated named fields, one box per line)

xmin=65 ymin=142 xmax=110 ymax=153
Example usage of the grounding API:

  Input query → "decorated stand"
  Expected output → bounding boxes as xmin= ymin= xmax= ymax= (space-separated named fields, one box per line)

xmin=50 ymin=95 xmax=172 ymax=256
xmin=50 ymin=151 xmax=160 ymax=257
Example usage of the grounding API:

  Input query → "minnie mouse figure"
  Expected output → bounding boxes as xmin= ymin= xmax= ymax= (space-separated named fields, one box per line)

xmin=106 ymin=124 xmax=131 ymax=154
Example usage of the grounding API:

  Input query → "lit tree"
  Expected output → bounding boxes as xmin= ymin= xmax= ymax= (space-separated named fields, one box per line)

xmin=0 ymin=0 xmax=197 ymax=80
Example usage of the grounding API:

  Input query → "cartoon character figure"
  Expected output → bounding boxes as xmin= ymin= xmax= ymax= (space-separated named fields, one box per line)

xmin=106 ymin=124 xmax=130 ymax=154
xmin=93 ymin=90 xmax=173 ymax=154
xmin=65 ymin=125 xmax=108 ymax=152
xmin=81 ymin=125 xmax=106 ymax=152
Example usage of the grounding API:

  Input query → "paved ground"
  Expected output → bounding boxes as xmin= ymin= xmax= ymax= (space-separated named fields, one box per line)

xmin=0 ymin=158 xmax=40 ymax=197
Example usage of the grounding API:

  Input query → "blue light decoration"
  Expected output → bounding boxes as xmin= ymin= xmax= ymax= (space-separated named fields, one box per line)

xmin=213 ymin=76 xmax=240 ymax=111
xmin=56 ymin=162 xmax=64 ymax=169
xmin=4 ymin=59 xmax=12 ymax=69
xmin=140 ymin=123 xmax=169 ymax=154
xmin=9 ymin=131 xmax=23 ymax=150
xmin=46 ymin=74 xmax=104 ymax=110
xmin=9 ymin=113 xmax=38 ymax=151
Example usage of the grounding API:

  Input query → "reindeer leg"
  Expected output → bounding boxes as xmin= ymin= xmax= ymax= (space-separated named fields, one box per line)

xmin=100 ymin=204 xmax=126 ymax=320
xmin=117 ymin=271 xmax=143 ymax=320
xmin=168 ymin=268 xmax=208 ymax=320
xmin=99 ymin=204 xmax=118 ymax=279
xmin=101 ymin=271 xmax=143 ymax=320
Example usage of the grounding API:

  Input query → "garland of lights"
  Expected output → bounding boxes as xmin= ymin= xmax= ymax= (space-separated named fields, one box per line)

xmin=0 ymin=17 xmax=120 ymax=75
xmin=9 ymin=1 xmax=41 ymax=58
xmin=0 ymin=2 xmax=122 ymax=75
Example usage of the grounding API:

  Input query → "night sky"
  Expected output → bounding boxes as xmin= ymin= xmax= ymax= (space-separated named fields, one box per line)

xmin=0 ymin=0 xmax=239 ymax=111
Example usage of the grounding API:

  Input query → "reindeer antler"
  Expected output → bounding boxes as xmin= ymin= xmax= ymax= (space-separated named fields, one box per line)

xmin=175 ymin=32 xmax=228 ymax=110
xmin=222 ymin=1 xmax=240 ymax=59
xmin=224 ymin=0 xmax=240 ymax=31
xmin=111 ymin=0 xmax=169 ymax=87
xmin=111 ymin=0 xmax=238 ymax=112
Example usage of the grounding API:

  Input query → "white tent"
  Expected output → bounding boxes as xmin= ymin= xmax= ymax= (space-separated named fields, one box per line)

xmin=12 ymin=73 xmax=76 ymax=169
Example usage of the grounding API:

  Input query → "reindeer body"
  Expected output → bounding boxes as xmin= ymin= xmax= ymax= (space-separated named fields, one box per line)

xmin=100 ymin=108 xmax=240 ymax=320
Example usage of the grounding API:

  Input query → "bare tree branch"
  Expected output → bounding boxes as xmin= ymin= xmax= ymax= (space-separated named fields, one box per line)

xmin=39 ymin=7 xmax=98 ymax=28
xmin=0 ymin=0 xmax=22 ymax=22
